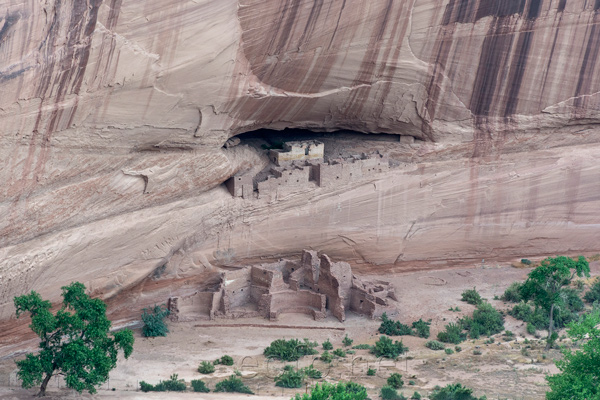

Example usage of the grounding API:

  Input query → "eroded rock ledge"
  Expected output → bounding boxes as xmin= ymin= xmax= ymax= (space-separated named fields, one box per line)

xmin=1 ymin=0 xmax=600 ymax=323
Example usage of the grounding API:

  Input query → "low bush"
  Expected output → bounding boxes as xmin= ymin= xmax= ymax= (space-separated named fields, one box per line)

xmin=379 ymin=313 xmax=414 ymax=336
xmin=353 ymin=344 xmax=373 ymax=350
xmin=445 ymin=347 xmax=454 ymax=355
xmin=430 ymin=383 xmax=486 ymax=400
xmin=333 ymin=348 xmax=346 ymax=357
xmin=303 ymin=365 xmax=322 ymax=379
xmin=411 ymin=392 xmax=422 ymax=399
xmin=342 ymin=335 xmax=354 ymax=347
xmin=454 ymin=346 xmax=462 ymax=352
xmin=425 ymin=340 xmax=445 ymax=350
xmin=387 ymin=373 xmax=404 ymax=389
xmin=320 ymin=350 xmax=333 ymax=363
xmin=437 ymin=322 xmax=467 ymax=344
xmin=501 ymin=282 xmax=523 ymax=303
xmin=584 ymin=279 xmax=600 ymax=303
xmin=140 ymin=374 xmax=186 ymax=392
xmin=322 ymin=339 xmax=333 ymax=350
xmin=371 ymin=336 xmax=408 ymax=359
xmin=198 ymin=361 xmax=215 ymax=374
xmin=141 ymin=304 xmax=170 ymax=337
xmin=367 ymin=368 xmax=376 ymax=376
xmin=381 ymin=385 xmax=406 ymax=400
xmin=411 ymin=319 xmax=431 ymax=339
xmin=521 ymin=259 xmax=532 ymax=265
xmin=191 ymin=379 xmax=209 ymax=393
xmin=526 ymin=322 xmax=536 ymax=335
xmin=461 ymin=302 xmax=504 ymax=339
xmin=214 ymin=374 xmax=253 ymax=394
xmin=293 ymin=382 xmax=368 ymax=400
xmin=275 ymin=366 xmax=304 ymax=388
xmin=461 ymin=288 xmax=484 ymax=305
xmin=218 ymin=355 xmax=234 ymax=366
xmin=264 ymin=338 xmax=318 ymax=361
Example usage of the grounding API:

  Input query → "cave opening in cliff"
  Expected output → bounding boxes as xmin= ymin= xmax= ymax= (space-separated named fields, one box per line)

xmin=230 ymin=128 xmax=406 ymax=161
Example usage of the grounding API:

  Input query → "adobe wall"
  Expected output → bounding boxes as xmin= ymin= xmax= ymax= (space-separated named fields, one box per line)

xmin=225 ymin=173 xmax=253 ymax=198
xmin=266 ymin=289 xmax=326 ymax=321
xmin=348 ymin=287 xmax=378 ymax=319
xmin=173 ymin=291 xmax=214 ymax=321
xmin=222 ymin=268 xmax=252 ymax=309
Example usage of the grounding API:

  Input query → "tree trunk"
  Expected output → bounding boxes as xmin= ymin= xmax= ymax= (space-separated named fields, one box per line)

xmin=36 ymin=373 xmax=52 ymax=397
xmin=546 ymin=303 xmax=555 ymax=351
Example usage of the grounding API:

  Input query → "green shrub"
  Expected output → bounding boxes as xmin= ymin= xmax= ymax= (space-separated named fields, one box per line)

xmin=303 ymin=365 xmax=322 ymax=379
xmin=342 ymin=335 xmax=354 ymax=347
xmin=425 ymin=340 xmax=445 ymax=350
xmin=526 ymin=322 xmax=536 ymax=335
xmin=430 ymin=383 xmax=486 ymax=400
xmin=367 ymin=368 xmax=376 ymax=376
xmin=521 ymin=259 xmax=532 ymax=265
xmin=455 ymin=346 xmax=462 ymax=352
xmin=409 ymin=380 xmax=416 ymax=385
xmin=191 ymin=379 xmax=209 ymax=393
xmin=140 ymin=374 xmax=186 ymax=392
xmin=320 ymin=350 xmax=333 ymax=363
xmin=379 ymin=313 xmax=414 ymax=336
xmin=461 ymin=302 xmax=504 ymax=338
xmin=214 ymin=374 xmax=253 ymax=394
xmin=322 ymin=339 xmax=333 ymax=350
xmin=353 ymin=344 xmax=373 ymax=350
xmin=141 ymin=304 xmax=170 ymax=337
xmin=333 ymin=348 xmax=346 ymax=357
xmin=584 ymin=279 xmax=600 ymax=303
xmin=381 ymin=385 xmax=406 ymax=400
xmin=387 ymin=373 xmax=404 ymax=389
xmin=461 ymin=288 xmax=484 ymax=305
xmin=411 ymin=319 xmax=431 ymax=339
xmin=509 ymin=301 xmax=533 ymax=321
xmin=264 ymin=338 xmax=318 ymax=361
xmin=275 ymin=366 xmax=304 ymax=388
xmin=293 ymin=382 xmax=368 ymax=400
xmin=198 ymin=360 xmax=215 ymax=374
xmin=437 ymin=322 xmax=467 ymax=344
xmin=218 ymin=355 xmax=234 ymax=366
xmin=501 ymin=282 xmax=523 ymax=303
xmin=371 ymin=336 xmax=408 ymax=359
xmin=411 ymin=391 xmax=422 ymax=399
xmin=445 ymin=348 xmax=454 ymax=355
xmin=473 ymin=349 xmax=482 ymax=355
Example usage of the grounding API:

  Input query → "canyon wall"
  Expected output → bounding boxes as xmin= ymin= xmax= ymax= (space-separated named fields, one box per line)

xmin=1 ymin=0 xmax=599 ymax=321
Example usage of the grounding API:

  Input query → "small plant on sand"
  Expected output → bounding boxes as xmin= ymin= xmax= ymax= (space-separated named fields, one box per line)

xmin=198 ymin=361 xmax=215 ymax=374
xmin=387 ymin=373 xmax=404 ymax=389
xmin=461 ymin=288 xmax=484 ymax=305
xmin=412 ymin=319 xmax=431 ymax=338
xmin=371 ymin=336 xmax=408 ymax=359
xmin=140 ymin=374 xmax=186 ymax=392
xmin=430 ymin=383 xmax=486 ymax=400
xmin=333 ymin=348 xmax=346 ymax=357
xmin=437 ymin=322 xmax=467 ymax=344
xmin=214 ymin=374 xmax=253 ymax=394
xmin=322 ymin=339 xmax=333 ymax=350
xmin=381 ymin=385 xmax=407 ymax=400
xmin=141 ymin=304 xmax=170 ymax=337
xmin=425 ymin=340 xmax=445 ymax=351
xmin=367 ymin=368 xmax=376 ymax=376
xmin=343 ymin=335 xmax=354 ymax=347
xmin=217 ymin=355 xmax=234 ymax=366
xmin=293 ymin=382 xmax=368 ymax=400
xmin=320 ymin=350 xmax=333 ymax=363
xmin=191 ymin=379 xmax=210 ymax=393
xmin=264 ymin=338 xmax=318 ymax=361
xmin=275 ymin=365 xmax=304 ymax=388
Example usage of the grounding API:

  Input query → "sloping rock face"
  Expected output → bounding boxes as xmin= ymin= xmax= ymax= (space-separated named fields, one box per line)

xmin=1 ymin=0 xmax=599 ymax=321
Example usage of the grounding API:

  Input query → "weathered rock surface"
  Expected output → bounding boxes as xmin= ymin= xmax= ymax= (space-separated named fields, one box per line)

xmin=1 ymin=0 xmax=600 ymax=321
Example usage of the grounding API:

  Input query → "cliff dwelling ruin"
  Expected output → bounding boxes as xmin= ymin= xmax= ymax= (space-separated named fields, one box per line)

xmin=167 ymin=250 xmax=398 ymax=322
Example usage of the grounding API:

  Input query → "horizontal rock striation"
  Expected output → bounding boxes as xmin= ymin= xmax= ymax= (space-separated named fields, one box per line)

xmin=1 ymin=0 xmax=600 ymax=322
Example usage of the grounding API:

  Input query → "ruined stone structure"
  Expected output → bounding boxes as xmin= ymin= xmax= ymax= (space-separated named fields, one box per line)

xmin=168 ymin=250 xmax=397 ymax=322
xmin=226 ymin=150 xmax=391 ymax=199
xmin=269 ymin=141 xmax=325 ymax=166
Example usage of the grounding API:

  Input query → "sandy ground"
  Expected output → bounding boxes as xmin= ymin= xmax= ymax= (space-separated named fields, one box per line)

xmin=1 ymin=259 xmax=598 ymax=399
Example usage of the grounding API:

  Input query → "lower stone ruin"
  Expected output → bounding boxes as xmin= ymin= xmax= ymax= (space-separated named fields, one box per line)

xmin=167 ymin=250 xmax=398 ymax=322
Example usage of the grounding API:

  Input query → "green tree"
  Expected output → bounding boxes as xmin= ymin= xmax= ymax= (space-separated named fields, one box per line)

xmin=546 ymin=310 xmax=600 ymax=400
xmin=141 ymin=304 xmax=170 ymax=337
xmin=520 ymin=256 xmax=590 ymax=350
xmin=14 ymin=282 xmax=134 ymax=396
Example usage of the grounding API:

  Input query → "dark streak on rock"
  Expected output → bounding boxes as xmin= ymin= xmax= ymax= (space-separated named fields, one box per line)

xmin=442 ymin=0 xmax=528 ymax=25
xmin=0 ymin=12 xmax=20 ymax=44
xmin=595 ymin=0 xmax=600 ymax=11
xmin=504 ymin=28 xmax=533 ymax=116
xmin=558 ymin=0 xmax=567 ymax=12
xmin=574 ymin=23 xmax=600 ymax=108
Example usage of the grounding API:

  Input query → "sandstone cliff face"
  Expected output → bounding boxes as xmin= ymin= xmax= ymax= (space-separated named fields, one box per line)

xmin=1 ymin=0 xmax=599 ymax=321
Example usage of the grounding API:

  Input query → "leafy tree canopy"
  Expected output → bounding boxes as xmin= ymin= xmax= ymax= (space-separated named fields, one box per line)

xmin=14 ymin=282 xmax=134 ymax=396
xmin=546 ymin=310 xmax=600 ymax=400
xmin=292 ymin=381 xmax=368 ymax=400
